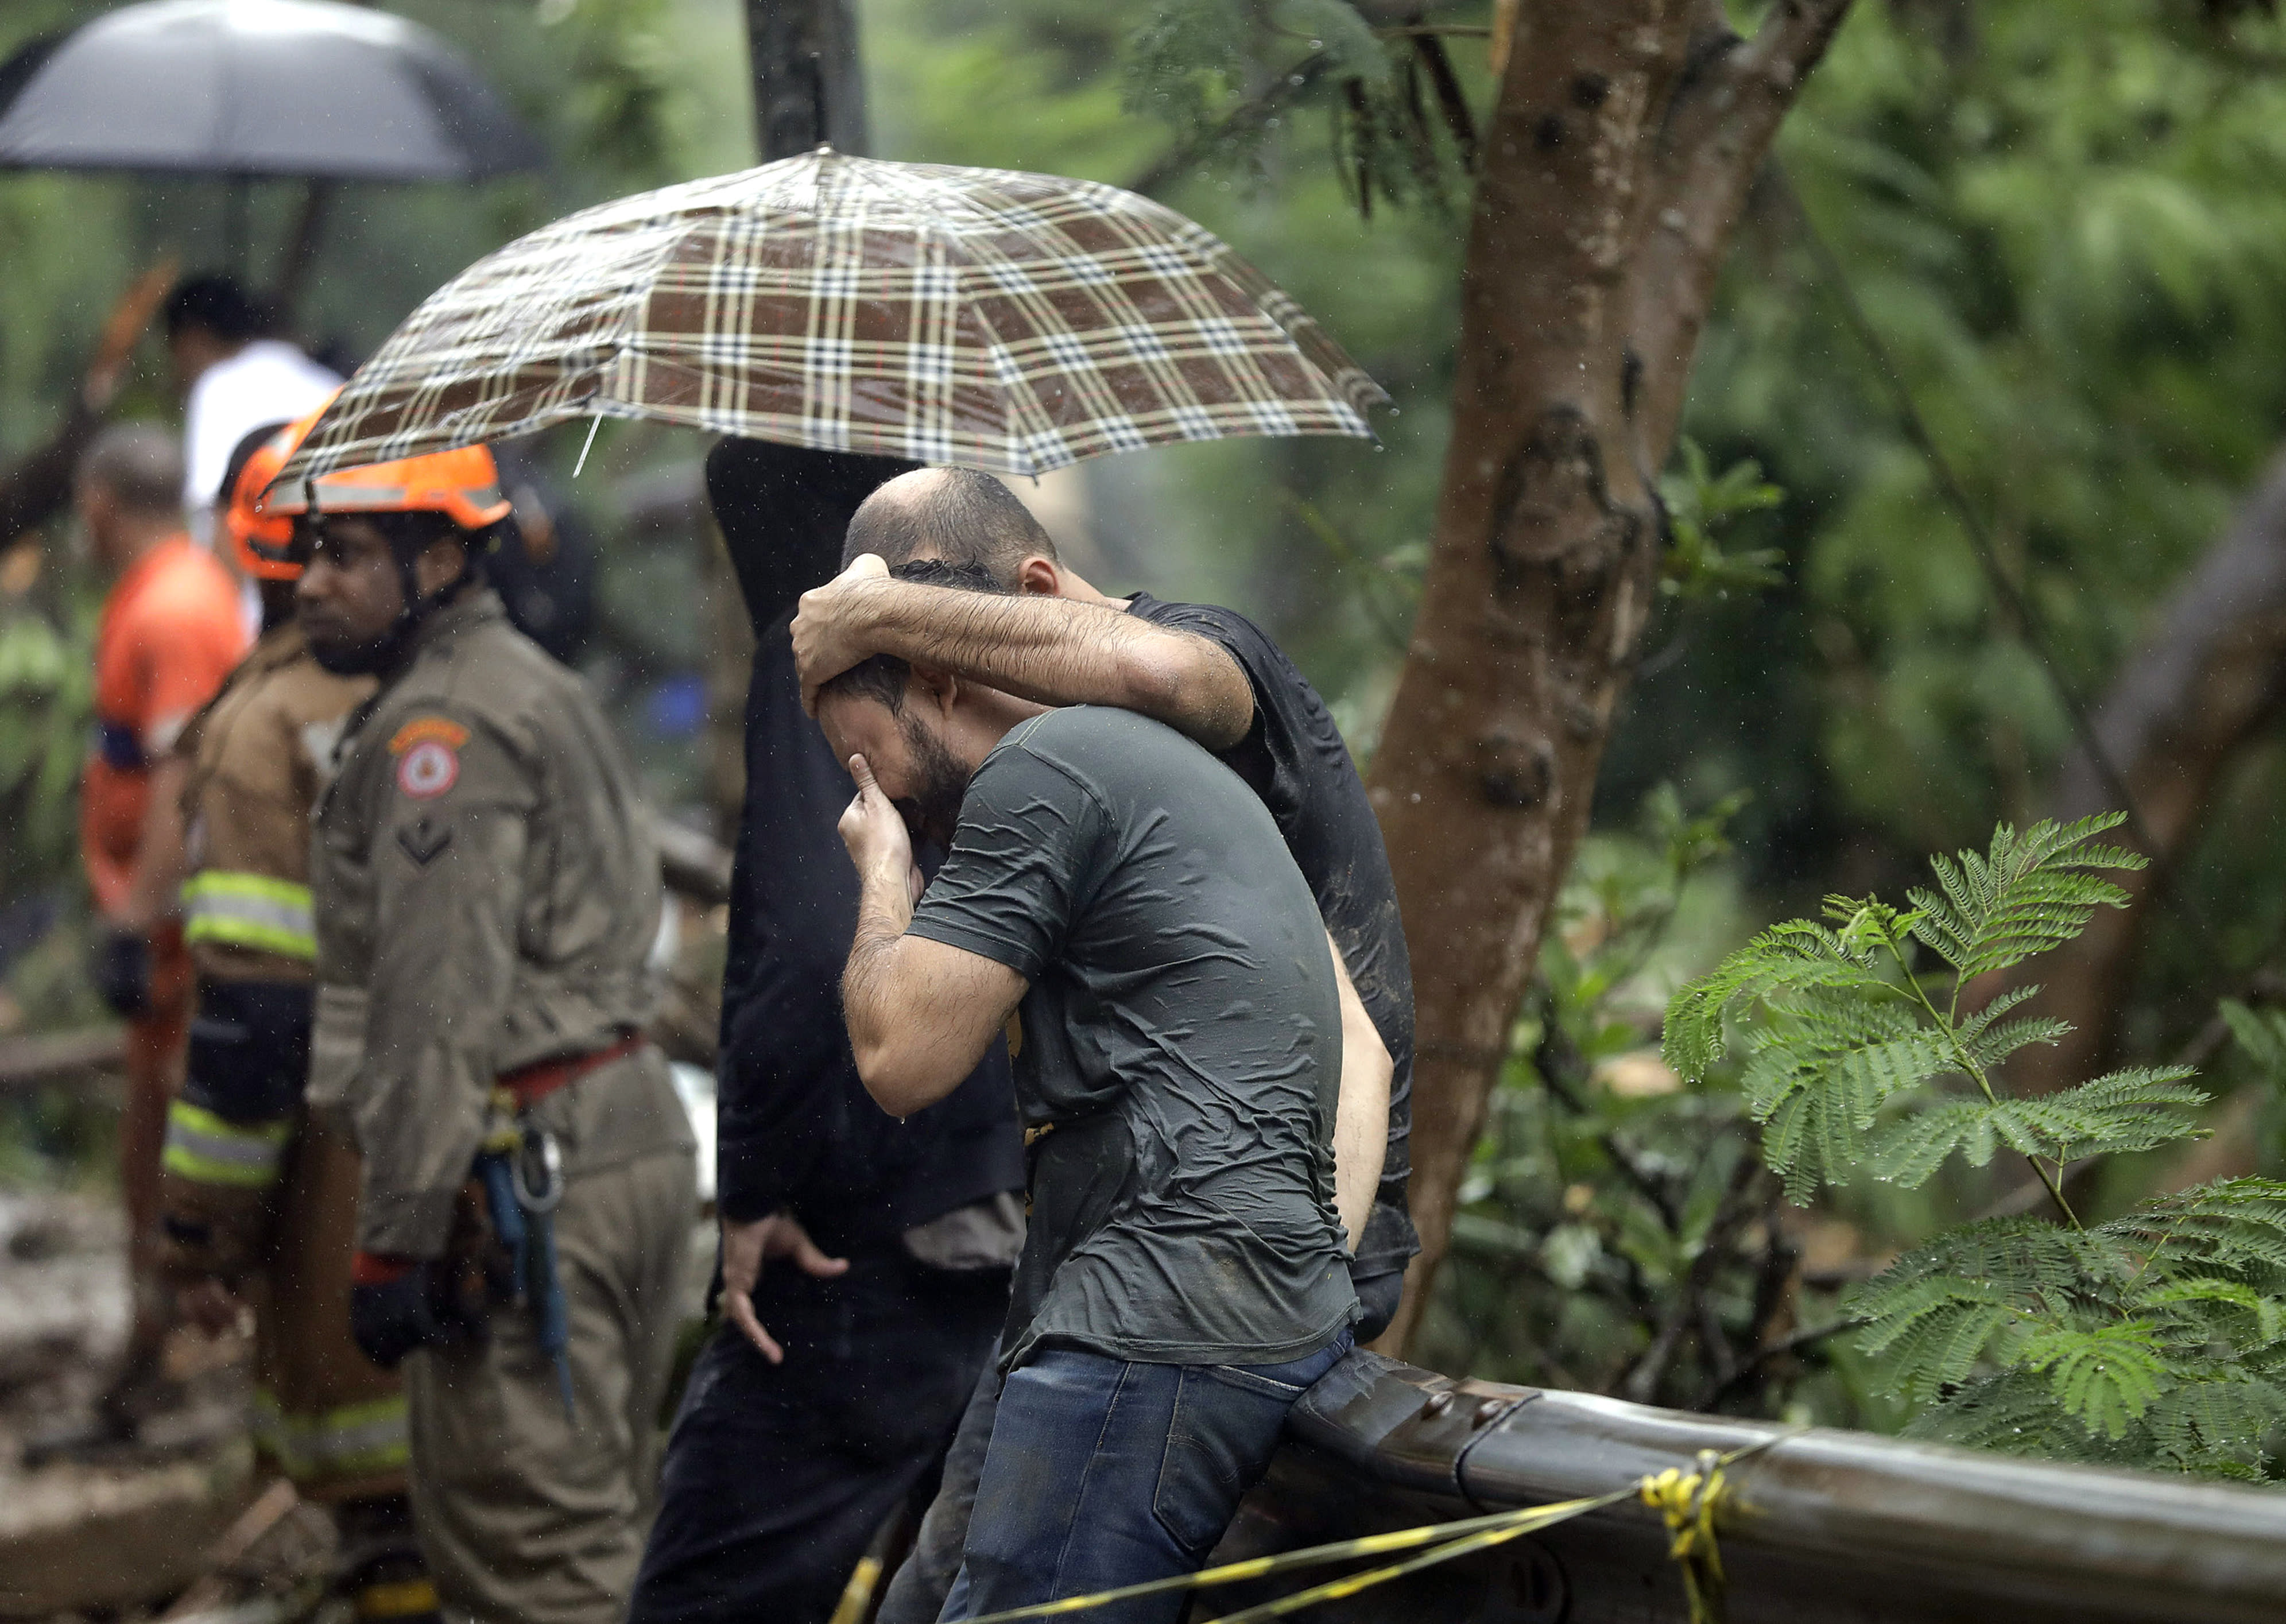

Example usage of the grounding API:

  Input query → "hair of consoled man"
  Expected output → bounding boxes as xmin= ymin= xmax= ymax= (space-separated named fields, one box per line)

xmin=840 ymin=467 xmax=1058 ymax=586
xmin=815 ymin=558 xmax=1027 ymax=850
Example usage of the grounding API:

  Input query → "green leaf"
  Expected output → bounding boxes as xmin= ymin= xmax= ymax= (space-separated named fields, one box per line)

xmin=2222 ymin=999 xmax=2286 ymax=1083
xmin=1663 ymin=919 xmax=1898 ymax=1081
xmin=1276 ymin=0 xmax=1390 ymax=88
xmin=2138 ymin=1277 xmax=2284 ymax=1347
xmin=2020 ymin=1323 xmax=2173 ymax=1439
xmin=1875 ymin=1067 xmax=2206 ymax=1185
xmin=1904 ymin=813 xmax=2145 ymax=982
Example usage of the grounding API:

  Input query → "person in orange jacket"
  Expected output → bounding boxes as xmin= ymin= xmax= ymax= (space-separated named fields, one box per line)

xmin=72 ymin=423 xmax=248 ymax=1432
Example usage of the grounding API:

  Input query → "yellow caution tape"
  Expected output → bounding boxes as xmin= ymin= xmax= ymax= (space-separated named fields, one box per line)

xmin=954 ymin=1432 xmax=1789 ymax=1624
xmin=1640 ymin=1449 xmax=1729 ymax=1624
xmin=827 ymin=1554 xmax=884 ymax=1624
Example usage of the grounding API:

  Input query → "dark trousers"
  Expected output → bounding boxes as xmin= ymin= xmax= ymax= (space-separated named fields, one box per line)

xmin=940 ymin=1335 xmax=1351 ymax=1624
xmin=627 ymin=1249 xmax=1008 ymax=1624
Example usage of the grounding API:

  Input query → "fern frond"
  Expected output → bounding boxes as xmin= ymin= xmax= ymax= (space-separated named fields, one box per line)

xmin=2145 ymin=1374 xmax=2286 ymax=1476
xmin=1662 ymin=919 xmax=1895 ymax=1079
xmin=1851 ymin=1218 xmax=2118 ymax=1308
xmin=1952 ymin=982 xmax=2044 ymax=1042
xmin=1745 ymin=1018 xmax=1954 ymax=1200
xmin=1869 ymin=1068 xmax=2205 ymax=1187
xmin=1870 ymin=1101 xmax=2010 ymax=1187
xmin=1964 ymin=1015 xmax=2073 ymax=1070
xmin=2139 ymin=1277 xmax=2286 ymax=1348
xmin=2020 ymin=1322 xmax=2173 ymax=1439
xmin=2109 ymin=1179 xmax=2286 ymax=1280
xmin=1905 ymin=1370 xmax=2118 ymax=1460
xmin=1904 ymin=813 xmax=2143 ymax=982
xmin=1859 ymin=1297 xmax=2029 ymax=1400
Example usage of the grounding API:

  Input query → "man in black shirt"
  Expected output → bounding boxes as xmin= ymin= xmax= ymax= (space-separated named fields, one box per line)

xmin=818 ymin=604 xmax=1356 ymax=1619
xmin=789 ymin=467 xmax=1416 ymax=1620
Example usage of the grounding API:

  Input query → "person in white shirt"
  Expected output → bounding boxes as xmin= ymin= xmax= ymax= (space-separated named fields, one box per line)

xmin=165 ymin=276 xmax=340 ymax=547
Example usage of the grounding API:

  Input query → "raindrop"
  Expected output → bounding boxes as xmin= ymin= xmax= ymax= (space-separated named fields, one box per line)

xmin=1290 ymin=74 xmax=1306 ymax=86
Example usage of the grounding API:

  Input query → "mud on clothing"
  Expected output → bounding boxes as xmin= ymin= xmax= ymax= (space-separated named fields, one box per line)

xmin=906 ymin=706 xmax=1358 ymax=1371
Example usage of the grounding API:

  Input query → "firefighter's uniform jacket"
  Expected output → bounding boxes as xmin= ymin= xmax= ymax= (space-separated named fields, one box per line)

xmin=156 ymin=621 xmax=406 ymax=1500
xmin=310 ymin=587 xmax=695 ymax=1624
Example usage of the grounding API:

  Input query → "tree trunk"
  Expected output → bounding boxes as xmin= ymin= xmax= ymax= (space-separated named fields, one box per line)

xmin=1369 ymin=0 xmax=1855 ymax=1353
xmin=2000 ymin=445 xmax=2286 ymax=1098
xmin=745 ymin=0 xmax=869 ymax=162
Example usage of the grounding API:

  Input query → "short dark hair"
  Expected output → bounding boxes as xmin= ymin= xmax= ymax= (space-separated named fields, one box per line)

xmin=164 ymin=274 xmax=268 ymax=344
xmin=79 ymin=424 xmax=184 ymax=517
xmin=815 ymin=558 xmax=1010 ymax=714
xmin=841 ymin=467 xmax=1057 ymax=584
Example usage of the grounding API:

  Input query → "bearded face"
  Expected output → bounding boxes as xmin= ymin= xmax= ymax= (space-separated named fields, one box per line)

xmin=897 ymin=710 xmax=972 ymax=851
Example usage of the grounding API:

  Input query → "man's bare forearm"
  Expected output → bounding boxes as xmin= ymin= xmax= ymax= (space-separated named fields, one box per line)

xmin=853 ymin=582 xmax=1252 ymax=749
xmin=840 ymin=856 xmax=915 ymax=1091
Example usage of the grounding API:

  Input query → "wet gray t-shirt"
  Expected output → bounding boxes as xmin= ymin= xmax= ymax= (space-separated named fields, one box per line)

xmin=905 ymin=706 xmax=1357 ymax=1369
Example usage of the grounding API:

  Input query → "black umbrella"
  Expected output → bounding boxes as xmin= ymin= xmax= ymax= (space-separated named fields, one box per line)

xmin=0 ymin=0 xmax=543 ymax=180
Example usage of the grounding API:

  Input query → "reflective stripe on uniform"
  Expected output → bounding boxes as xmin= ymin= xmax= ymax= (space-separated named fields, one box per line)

xmin=252 ymin=1387 xmax=412 ymax=1483
xmin=181 ymin=870 xmax=317 ymax=959
xmin=162 ymin=1100 xmax=293 ymax=1188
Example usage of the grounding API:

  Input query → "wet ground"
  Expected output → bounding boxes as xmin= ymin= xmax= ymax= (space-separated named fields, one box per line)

xmin=0 ymin=1189 xmax=264 ymax=1620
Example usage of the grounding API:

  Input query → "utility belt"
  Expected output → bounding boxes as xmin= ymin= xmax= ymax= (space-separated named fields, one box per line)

xmin=473 ymin=1029 xmax=644 ymax=1419
xmin=495 ymin=1029 xmax=643 ymax=1110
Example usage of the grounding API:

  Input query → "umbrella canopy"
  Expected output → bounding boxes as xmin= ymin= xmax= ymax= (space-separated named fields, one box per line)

xmin=280 ymin=150 xmax=1388 ymax=485
xmin=0 ymin=0 xmax=543 ymax=180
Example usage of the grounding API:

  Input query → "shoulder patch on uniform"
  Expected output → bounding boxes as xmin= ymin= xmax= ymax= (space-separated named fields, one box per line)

xmin=395 ymin=739 xmax=459 ymax=800
xmin=389 ymin=716 xmax=470 ymax=755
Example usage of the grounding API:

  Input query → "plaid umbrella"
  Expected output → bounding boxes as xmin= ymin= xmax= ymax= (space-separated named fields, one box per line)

xmin=281 ymin=149 xmax=1388 ymax=485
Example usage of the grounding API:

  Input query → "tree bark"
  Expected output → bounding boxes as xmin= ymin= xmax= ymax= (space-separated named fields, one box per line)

xmin=745 ymin=0 xmax=869 ymax=162
xmin=1369 ymin=0 xmax=1854 ymax=1353
xmin=1999 ymin=445 xmax=2286 ymax=1097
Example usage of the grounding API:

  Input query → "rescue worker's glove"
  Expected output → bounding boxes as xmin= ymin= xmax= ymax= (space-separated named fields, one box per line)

xmin=92 ymin=927 xmax=152 ymax=1017
xmin=348 ymin=1252 xmax=487 ymax=1368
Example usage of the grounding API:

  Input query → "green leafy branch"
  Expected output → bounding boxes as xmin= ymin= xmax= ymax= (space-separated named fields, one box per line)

xmin=1667 ymin=813 xmax=2286 ymax=1477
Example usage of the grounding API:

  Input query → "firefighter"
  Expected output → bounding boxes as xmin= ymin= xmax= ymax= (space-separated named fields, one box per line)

xmin=276 ymin=441 xmax=697 ymax=1624
xmin=154 ymin=411 xmax=436 ymax=1617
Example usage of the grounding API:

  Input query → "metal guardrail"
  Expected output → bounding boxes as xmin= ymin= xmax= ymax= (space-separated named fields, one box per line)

xmin=1215 ymin=1351 xmax=2286 ymax=1623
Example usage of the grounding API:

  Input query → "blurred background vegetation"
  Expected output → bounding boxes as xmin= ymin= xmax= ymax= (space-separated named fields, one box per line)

xmin=7 ymin=0 xmax=2286 ymax=1449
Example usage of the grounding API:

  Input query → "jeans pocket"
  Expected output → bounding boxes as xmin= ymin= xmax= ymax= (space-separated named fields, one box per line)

xmin=1152 ymin=1363 xmax=1302 ymax=1559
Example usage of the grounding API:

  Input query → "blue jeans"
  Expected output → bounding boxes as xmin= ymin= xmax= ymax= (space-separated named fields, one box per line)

xmin=939 ymin=1331 xmax=1351 ymax=1624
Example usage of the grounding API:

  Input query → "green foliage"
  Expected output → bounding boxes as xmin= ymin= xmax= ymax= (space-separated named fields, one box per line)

xmin=1659 ymin=439 xmax=1785 ymax=601
xmin=1671 ymin=813 xmax=2286 ymax=1476
xmin=0 ymin=597 xmax=94 ymax=898
xmin=1120 ymin=0 xmax=1475 ymax=212
xmin=1413 ymin=789 xmax=1811 ymax=1414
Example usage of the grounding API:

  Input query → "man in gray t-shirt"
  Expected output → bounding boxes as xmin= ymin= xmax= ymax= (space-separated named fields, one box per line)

xmin=819 ymin=652 xmax=1355 ymax=1622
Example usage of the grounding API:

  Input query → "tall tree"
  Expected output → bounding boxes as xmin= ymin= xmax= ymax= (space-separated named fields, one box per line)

xmin=1366 ymin=0 xmax=1855 ymax=1348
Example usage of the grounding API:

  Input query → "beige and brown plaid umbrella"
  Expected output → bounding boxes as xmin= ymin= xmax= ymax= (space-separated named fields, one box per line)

xmin=280 ymin=149 xmax=1388 ymax=485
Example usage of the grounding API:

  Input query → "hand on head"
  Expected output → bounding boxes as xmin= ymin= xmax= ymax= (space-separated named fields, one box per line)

xmin=793 ymin=552 xmax=890 ymax=715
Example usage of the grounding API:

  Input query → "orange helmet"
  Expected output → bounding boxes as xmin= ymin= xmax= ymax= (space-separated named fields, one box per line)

xmin=224 ymin=409 xmax=320 ymax=581
xmin=261 ymin=429 xmax=513 ymax=536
